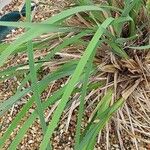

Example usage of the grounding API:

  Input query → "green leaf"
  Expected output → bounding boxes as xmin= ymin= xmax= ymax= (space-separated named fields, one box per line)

xmin=78 ymin=98 xmax=124 ymax=149
xmin=129 ymin=44 xmax=150 ymax=49
xmin=74 ymin=39 xmax=99 ymax=149
xmin=39 ymin=17 xmax=114 ymax=150
xmin=0 ymin=60 xmax=78 ymax=116
xmin=25 ymin=0 xmax=51 ymax=149
xmin=109 ymin=42 xmax=129 ymax=58
xmin=0 ymin=21 xmax=83 ymax=31
xmin=16 ymin=31 xmax=89 ymax=91
xmin=0 ymin=5 xmax=107 ymax=67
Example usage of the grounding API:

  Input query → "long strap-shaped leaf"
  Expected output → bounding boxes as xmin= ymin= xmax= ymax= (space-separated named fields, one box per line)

xmin=78 ymin=98 xmax=124 ymax=150
xmin=26 ymin=0 xmax=51 ymax=149
xmin=74 ymin=40 xmax=102 ymax=149
xmin=39 ymin=17 xmax=114 ymax=150
xmin=1 ymin=81 xmax=100 ymax=149
xmin=17 ymin=31 xmax=89 ymax=91
xmin=0 ymin=60 xmax=78 ymax=116
xmin=0 ymin=5 xmax=116 ymax=67
xmin=129 ymin=45 xmax=150 ymax=49
xmin=7 ymin=87 xmax=65 ymax=150
xmin=0 ymin=97 xmax=34 ymax=148
xmin=0 ymin=21 xmax=82 ymax=30
xmin=74 ymin=50 xmax=95 ymax=149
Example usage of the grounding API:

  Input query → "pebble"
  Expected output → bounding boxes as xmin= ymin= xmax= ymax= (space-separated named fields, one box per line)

xmin=0 ymin=0 xmax=149 ymax=150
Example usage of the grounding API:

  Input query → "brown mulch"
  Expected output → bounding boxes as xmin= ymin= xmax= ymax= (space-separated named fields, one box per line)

xmin=0 ymin=0 xmax=150 ymax=150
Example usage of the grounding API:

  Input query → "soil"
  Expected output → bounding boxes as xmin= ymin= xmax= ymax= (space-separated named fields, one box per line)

xmin=0 ymin=0 xmax=150 ymax=150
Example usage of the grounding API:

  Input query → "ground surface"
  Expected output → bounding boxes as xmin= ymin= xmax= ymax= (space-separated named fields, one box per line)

xmin=0 ymin=0 xmax=150 ymax=150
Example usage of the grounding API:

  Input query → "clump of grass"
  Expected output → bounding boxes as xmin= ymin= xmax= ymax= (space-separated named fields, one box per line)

xmin=0 ymin=0 xmax=149 ymax=149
